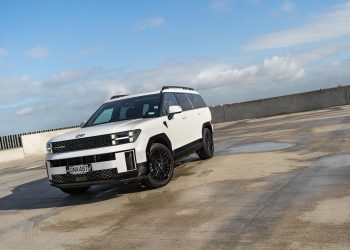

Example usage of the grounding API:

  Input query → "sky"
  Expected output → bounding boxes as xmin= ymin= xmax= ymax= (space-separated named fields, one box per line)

xmin=1 ymin=0 xmax=350 ymax=135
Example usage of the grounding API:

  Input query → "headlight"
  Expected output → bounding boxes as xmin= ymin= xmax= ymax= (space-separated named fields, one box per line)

xmin=46 ymin=142 xmax=52 ymax=153
xmin=111 ymin=129 xmax=141 ymax=145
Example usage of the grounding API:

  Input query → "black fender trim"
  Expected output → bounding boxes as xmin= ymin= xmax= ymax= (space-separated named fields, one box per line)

xmin=146 ymin=133 xmax=173 ymax=157
xmin=202 ymin=122 xmax=213 ymax=133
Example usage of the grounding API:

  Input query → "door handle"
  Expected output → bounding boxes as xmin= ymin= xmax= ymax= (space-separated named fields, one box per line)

xmin=182 ymin=115 xmax=187 ymax=119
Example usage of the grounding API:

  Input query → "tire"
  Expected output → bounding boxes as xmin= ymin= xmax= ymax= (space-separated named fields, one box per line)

xmin=197 ymin=128 xmax=214 ymax=160
xmin=143 ymin=143 xmax=175 ymax=188
xmin=59 ymin=186 xmax=90 ymax=195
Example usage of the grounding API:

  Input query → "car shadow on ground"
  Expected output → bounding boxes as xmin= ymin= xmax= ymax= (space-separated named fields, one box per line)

xmin=0 ymin=156 xmax=202 ymax=211
xmin=0 ymin=177 xmax=148 ymax=210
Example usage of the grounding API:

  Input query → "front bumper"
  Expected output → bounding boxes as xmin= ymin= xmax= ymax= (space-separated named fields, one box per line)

xmin=46 ymin=149 xmax=148 ymax=188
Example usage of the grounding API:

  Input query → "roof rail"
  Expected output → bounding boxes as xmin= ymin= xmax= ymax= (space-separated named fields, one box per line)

xmin=161 ymin=86 xmax=194 ymax=91
xmin=110 ymin=94 xmax=128 ymax=100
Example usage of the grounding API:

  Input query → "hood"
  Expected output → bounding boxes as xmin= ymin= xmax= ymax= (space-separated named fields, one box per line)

xmin=49 ymin=119 xmax=145 ymax=142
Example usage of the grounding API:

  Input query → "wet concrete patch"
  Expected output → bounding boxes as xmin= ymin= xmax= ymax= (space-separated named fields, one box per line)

xmin=317 ymin=154 xmax=350 ymax=168
xmin=228 ymin=142 xmax=295 ymax=154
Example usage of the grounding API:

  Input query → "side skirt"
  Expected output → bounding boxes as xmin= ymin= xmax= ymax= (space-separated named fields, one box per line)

xmin=173 ymin=139 xmax=203 ymax=161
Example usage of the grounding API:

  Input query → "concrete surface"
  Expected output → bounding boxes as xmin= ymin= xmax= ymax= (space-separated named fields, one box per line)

xmin=21 ymin=128 xmax=79 ymax=157
xmin=0 ymin=148 xmax=24 ymax=162
xmin=1 ymin=105 xmax=350 ymax=249
xmin=210 ymin=85 xmax=350 ymax=123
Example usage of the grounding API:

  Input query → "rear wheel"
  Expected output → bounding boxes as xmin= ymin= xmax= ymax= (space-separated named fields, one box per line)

xmin=143 ymin=143 xmax=174 ymax=188
xmin=59 ymin=186 xmax=90 ymax=195
xmin=197 ymin=128 xmax=214 ymax=160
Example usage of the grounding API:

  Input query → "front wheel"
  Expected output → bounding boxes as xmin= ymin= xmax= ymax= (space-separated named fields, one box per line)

xmin=59 ymin=186 xmax=90 ymax=195
xmin=143 ymin=143 xmax=174 ymax=188
xmin=197 ymin=128 xmax=214 ymax=160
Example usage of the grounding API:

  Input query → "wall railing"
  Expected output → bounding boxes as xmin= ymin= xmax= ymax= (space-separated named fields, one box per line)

xmin=0 ymin=125 xmax=79 ymax=151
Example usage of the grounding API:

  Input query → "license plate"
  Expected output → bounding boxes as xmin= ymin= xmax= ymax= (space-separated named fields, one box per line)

xmin=67 ymin=164 xmax=92 ymax=175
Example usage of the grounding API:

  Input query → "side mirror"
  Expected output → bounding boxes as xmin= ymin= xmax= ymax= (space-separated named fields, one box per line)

xmin=168 ymin=105 xmax=182 ymax=119
xmin=80 ymin=121 xmax=86 ymax=128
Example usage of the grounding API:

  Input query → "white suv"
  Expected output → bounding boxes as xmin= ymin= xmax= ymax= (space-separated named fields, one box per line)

xmin=46 ymin=86 xmax=214 ymax=194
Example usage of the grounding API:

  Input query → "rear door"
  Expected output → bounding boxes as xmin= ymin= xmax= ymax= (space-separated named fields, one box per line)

xmin=174 ymin=93 xmax=199 ymax=144
xmin=161 ymin=93 xmax=188 ymax=150
xmin=187 ymin=93 xmax=208 ymax=139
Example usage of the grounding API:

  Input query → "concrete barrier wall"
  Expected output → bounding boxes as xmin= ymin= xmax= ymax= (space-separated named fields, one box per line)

xmin=0 ymin=148 xmax=25 ymax=163
xmin=21 ymin=128 xmax=79 ymax=157
xmin=210 ymin=86 xmax=350 ymax=123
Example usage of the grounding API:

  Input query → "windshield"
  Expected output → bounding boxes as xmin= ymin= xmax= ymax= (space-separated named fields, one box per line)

xmin=85 ymin=94 xmax=161 ymax=127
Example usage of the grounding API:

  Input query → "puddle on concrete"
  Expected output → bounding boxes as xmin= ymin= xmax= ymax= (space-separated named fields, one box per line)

xmin=317 ymin=154 xmax=350 ymax=168
xmin=228 ymin=142 xmax=295 ymax=154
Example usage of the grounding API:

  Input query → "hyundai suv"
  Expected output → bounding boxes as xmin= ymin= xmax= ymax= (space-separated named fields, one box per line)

xmin=46 ymin=86 xmax=214 ymax=194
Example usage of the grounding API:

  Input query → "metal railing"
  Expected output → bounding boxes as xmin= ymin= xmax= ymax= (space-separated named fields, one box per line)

xmin=0 ymin=125 xmax=79 ymax=151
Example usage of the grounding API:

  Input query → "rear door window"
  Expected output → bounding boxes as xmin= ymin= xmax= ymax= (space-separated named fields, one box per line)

xmin=162 ymin=93 xmax=179 ymax=115
xmin=188 ymin=94 xmax=207 ymax=109
xmin=174 ymin=93 xmax=193 ymax=111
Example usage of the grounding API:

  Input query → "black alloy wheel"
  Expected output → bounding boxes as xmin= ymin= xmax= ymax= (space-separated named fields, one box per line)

xmin=143 ymin=143 xmax=174 ymax=188
xmin=198 ymin=128 xmax=214 ymax=160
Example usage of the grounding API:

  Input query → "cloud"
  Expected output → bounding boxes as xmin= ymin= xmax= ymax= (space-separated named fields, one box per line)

xmin=247 ymin=2 xmax=350 ymax=50
xmin=134 ymin=17 xmax=164 ymax=30
xmin=45 ymin=68 xmax=104 ymax=85
xmin=118 ymin=56 xmax=304 ymax=92
xmin=280 ymin=1 xmax=296 ymax=13
xmin=261 ymin=55 xmax=304 ymax=80
xmin=25 ymin=46 xmax=49 ymax=59
xmin=0 ymin=48 xmax=9 ymax=57
xmin=210 ymin=0 xmax=231 ymax=12
xmin=291 ymin=41 xmax=350 ymax=65
xmin=16 ymin=107 xmax=33 ymax=116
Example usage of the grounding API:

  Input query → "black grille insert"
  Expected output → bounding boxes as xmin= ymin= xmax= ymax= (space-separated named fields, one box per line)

xmin=52 ymin=134 xmax=112 ymax=153
xmin=50 ymin=152 xmax=116 ymax=167
xmin=51 ymin=169 xmax=119 ymax=184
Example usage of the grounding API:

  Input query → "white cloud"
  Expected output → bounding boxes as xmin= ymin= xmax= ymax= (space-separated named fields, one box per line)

xmin=119 ymin=56 xmax=304 ymax=91
xmin=210 ymin=0 xmax=231 ymax=12
xmin=45 ymin=68 xmax=103 ymax=85
xmin=25 ymin=46 xmax=49 ymax=59
xmin=280 ymin=1 xmax=296 ymax=13
xmin=0 ymin=48 xmax=9 ymax=57
xmin=16 ymin=107 xmax=33 ymax=116
xmin=261 ymin=55 xmax=304 ymax=80
xmin=291 ymin=41 xmax=350 ymax=65
xmin=247 ymin=2 xmax=350 ymax=49
xmin=134 ymin=17 xmax=164 ymax=30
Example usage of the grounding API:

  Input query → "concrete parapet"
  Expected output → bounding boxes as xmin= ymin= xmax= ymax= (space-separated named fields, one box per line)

xmin=21 ymin=128 xmax=79 ymax=157
xmin=0 ymin=148 xmax=24 ymax=163
xmin=211 ymin=86 xmax=349 ymax=123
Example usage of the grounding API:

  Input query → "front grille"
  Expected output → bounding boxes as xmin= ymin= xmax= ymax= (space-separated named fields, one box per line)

xmin=52 ymin=134 xmax=112 ymax=153
xmin=50 ymin=152 xmax=116 ymax=167
xmin=51 ymin=169 xmax=119 ymax=184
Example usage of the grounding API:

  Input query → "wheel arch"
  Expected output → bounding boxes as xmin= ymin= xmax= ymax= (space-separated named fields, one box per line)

xmin=202 ymin=122 xmax=213 ymax=134
xmin=146 ymin=133 xmax=173 ymax=156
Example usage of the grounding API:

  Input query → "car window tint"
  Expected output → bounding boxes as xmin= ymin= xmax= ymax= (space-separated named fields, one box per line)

xmin=162 ymin=93 xmax=179 ymax=115
xmin=188 ymin=94 xmax=207 ymax=109
xmin=174 ymin=93 xmax=193 ymax=111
